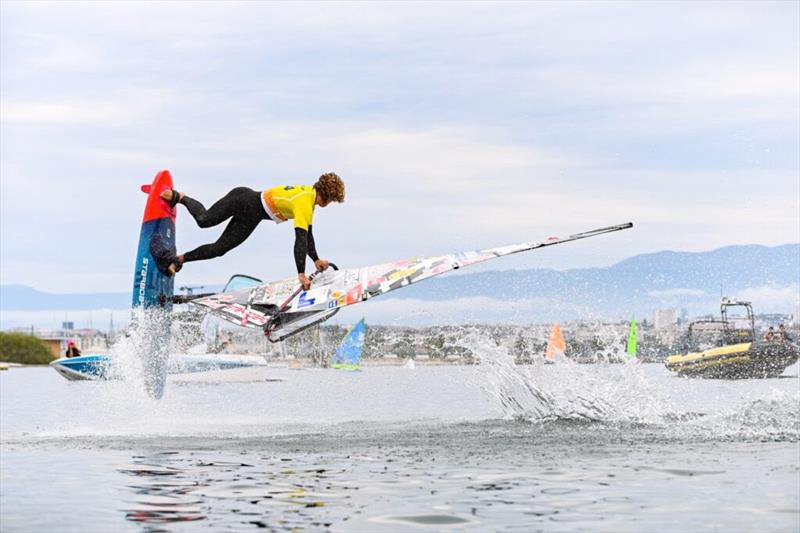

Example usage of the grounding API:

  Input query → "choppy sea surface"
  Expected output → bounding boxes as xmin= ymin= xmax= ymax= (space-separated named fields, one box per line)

xmin=1 ymin=338 xmax=798 ymax=532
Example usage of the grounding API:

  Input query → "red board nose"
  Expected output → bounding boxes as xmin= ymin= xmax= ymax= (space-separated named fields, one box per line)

xmin=142 ymin=169 xmax=175 ymax=223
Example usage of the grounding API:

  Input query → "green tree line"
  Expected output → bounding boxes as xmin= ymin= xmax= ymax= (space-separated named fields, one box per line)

xmin=0 ymin=332 xmax=56 ymax=364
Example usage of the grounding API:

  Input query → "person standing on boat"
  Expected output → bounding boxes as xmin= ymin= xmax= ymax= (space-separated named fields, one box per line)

xmin=65 ymin=341 xmax=81 ymax=358
xmin=159 ymin=173 xmax=345 ymax=290
xmin=778 ymin=324 xmax=793 ymax=343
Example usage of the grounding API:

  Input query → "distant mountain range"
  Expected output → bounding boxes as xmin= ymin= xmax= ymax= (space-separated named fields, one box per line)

xmin=385 ymin=243 xmax=800 ymax=319
xmin=1 ymin=244 xmax=798 ymax=320
xmin=0 ymin=285 xmax=131 ymax=311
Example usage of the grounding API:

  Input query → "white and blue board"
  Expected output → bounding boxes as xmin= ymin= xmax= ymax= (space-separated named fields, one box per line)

xmin=131 ymin=169 xmax=177 ymax=398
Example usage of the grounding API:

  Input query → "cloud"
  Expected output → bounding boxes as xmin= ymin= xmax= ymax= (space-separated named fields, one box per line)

xmin=1 ymin=88 xmax=179 ymax=125
xmin=226 ymin=122 xmax=583 ymax=197
xmin=648 ymin=289 xmax=706 ymax=299
xmin=1 ymin=1 xmax=798 ymax=292
xmin=2 ymin=100 xmax=132 ymax=125
xmin=18 ymin=33 xmax=105 ymax=70
xmin=737 ymin=285 xmax=800 ymax=312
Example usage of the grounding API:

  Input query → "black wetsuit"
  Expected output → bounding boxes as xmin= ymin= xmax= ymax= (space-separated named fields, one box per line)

xmin=180 ymin=187 xmax=319 ymax=272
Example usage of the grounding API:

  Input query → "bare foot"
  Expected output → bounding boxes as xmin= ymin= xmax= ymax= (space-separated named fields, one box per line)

xmin=160 ymin=190 xmax=184 ymax=203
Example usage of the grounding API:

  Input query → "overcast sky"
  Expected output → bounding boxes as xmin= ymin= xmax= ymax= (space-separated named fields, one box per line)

xmin=1 ymin=1 xmax=798 ymax=294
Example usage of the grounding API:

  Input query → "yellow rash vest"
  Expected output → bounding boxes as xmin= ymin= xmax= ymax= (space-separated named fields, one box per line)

xmin=261 ymin=185 xmax=317 ymax=230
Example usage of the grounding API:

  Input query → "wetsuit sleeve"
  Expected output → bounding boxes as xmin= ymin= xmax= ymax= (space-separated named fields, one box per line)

xmin=306 ymin=225 xmax=320 ymax=262
xmin=294 ymin=227 xmax=308 ymax=273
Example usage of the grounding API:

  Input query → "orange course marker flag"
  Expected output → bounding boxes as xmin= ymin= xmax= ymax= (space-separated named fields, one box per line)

xmin=546 ymin=323 xmax=566 ymax=362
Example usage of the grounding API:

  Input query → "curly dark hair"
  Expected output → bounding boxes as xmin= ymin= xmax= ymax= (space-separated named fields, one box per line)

xmin=314 ymin=172 xmax=345 ymax=203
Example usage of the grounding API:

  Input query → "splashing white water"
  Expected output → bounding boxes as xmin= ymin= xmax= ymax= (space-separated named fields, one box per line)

xmin=685 ymin=389 xmax=800 ymax=441
xmin=106 ymin=307 xmax=171 ymax=399
xmin=450 ymin=326 xmax=800 ymax=443
xmin=452 ymin=327 xmax=673 ymax=424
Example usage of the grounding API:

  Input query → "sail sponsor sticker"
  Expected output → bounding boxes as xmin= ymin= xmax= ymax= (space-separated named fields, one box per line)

xmin=344 ymin=269 xmax=360 ymax=285
xmin=252 ymin=285 xmax=274 ymax=301
xmin=346 ymin=284 xmax=363 ymax=304
xmin=327 ymin=290 xmax=347 ymax=309
xmin=294 ymin=287 xmax=329 ymax=310
xmin=220 ymin=303 xmax=267 ymax=325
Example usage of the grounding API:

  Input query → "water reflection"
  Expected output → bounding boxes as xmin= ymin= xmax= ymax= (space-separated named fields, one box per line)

xmin=114 ymin=445 xmax=642 ymax=531
xmin=119 ymin=453 xmax=207 ymax=525
xmin=118 ymin=451 xmax=352 ymax=530
xmin=107 ymin=421 xmax=792 ymax=532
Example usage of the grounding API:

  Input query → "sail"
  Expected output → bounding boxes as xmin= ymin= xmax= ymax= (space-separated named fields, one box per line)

xmin=331 ymin=318 xmax=367 ymax=370
xmin=626 ymin=317 xmax=637 ymax=359
xmin=192 ymin=223 xmax=634 ymax=341
xmin=545 ymin=323 xmax=566 ymax=362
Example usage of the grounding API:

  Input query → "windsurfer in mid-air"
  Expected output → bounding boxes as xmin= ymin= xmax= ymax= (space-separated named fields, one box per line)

xmin=159 ymin=172 xmax=345 ymax=290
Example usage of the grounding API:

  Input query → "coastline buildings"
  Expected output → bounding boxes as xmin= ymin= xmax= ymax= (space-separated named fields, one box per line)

xmin=6 ymin=302 xmax=798 ymax=364
xmin=653 ymin=308 xmax=678 ymax=330
xmin=7 ymin=326 xmax=111 ymax=358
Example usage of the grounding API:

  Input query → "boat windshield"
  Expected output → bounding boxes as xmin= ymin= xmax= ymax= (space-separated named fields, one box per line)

xmin=684 ymin=322 xmax=727 ymax=352
xmin=223 ymin=275 xmax=263 ymax=293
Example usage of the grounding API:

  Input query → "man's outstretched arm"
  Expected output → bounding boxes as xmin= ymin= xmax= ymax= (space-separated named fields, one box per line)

xmin=294 ymin=227 xmax=330 ymax=289
xmin=307 ymin=226 xmax=329 ymax=271
xmin=294 ymin=227 xmax=310 ymax=289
